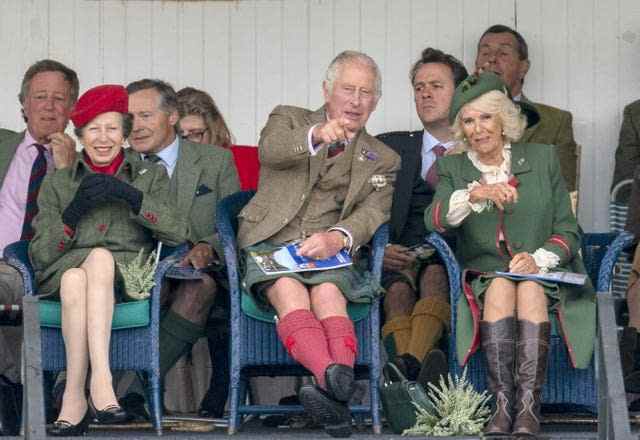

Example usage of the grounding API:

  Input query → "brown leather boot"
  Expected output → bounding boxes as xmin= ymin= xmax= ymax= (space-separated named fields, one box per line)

xmin=512 ymin=320 xmax=551 ymax=437
xmin=480 ymin=317 xmax=516 ymax=436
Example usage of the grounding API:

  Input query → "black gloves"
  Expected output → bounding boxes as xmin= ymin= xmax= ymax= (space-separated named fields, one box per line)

xmin=62 ymin=174 xmax=144 ymax=229
xmin=62 ymin=174 xmax=110 ymax=229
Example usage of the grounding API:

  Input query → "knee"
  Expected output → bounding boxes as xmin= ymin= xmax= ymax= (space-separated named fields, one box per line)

xmin=419 ymin=264 xmax=449 ymax=300
xmin=310 ymin=283 xmax=346 ymax=311
xmin=60 ymin=269 xmax=87 ymax=306
xmin=85 ymin=247 xmax=115 ymax=269
xmin=384 ymin=282 xmax=416 ymax=316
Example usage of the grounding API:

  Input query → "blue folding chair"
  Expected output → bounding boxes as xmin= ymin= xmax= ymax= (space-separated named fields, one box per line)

xmin=426 ymin=231 xmax=620 ymax=413
xmin=4 ymin=240 xmax=185 ymax=435
xmin=216 ymin=191 xmax=387 ymax=434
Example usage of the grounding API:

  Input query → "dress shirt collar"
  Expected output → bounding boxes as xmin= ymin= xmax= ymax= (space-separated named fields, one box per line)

xmin=422 ymin=129 xmax=456 ymax=153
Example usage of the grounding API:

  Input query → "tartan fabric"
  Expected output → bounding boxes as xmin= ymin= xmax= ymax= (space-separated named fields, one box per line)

xmin=20 ymin=144 xmax=47 ymax=240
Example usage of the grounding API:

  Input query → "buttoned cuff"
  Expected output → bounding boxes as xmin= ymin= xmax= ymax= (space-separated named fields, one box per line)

xmin=328 ymin=227 xmax=353 ymax=253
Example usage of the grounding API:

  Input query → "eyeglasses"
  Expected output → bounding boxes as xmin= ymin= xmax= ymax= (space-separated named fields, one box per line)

xmin=179 ymin=128 xmax=209 ymax=143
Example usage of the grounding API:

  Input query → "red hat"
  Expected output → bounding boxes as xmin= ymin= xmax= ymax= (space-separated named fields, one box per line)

xmin=70 ymin=84 xmax=128 ymax=128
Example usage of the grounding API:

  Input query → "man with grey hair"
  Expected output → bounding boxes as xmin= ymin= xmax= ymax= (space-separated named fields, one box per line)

xmin=126 ymin=79 xmax=239 ymax=394
xmin=236 ymin=50 xmax=400 ymax=438
xmin=0 ymin=58 xmax=78 ymax=434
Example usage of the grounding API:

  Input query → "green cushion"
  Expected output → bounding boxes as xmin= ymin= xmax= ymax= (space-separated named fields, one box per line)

xmin=241 ymin=291 xmax=370 ymax=323
xmin=39 ymin=299 xmax=150 ymax=329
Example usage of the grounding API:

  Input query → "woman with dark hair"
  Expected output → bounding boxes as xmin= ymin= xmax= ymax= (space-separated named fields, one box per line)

xmin=425 ymin=72 xmax=594 ymax=437
xmin=29 ymin=84 xmax=186 ymax=436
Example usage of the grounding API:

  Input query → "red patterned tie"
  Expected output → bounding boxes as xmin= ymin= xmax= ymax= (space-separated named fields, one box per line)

xmin=20 ymin=144 xmax=47 ymax=240
xmin=424 ymin=144 xmax=446 ymax=189
xmin=327 ymin=141 xmax=346 ymax=158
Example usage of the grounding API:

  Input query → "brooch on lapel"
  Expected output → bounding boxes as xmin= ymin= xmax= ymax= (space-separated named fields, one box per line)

xmin=517 ymin=157 xmax=525 ymax=166
xmin=138 ymin=168 xmax=148 ymax=175
xmin=358 ymin=147 xmax=378 ymax=162
xmin=370 ymin=174 xmax=387 ymax=191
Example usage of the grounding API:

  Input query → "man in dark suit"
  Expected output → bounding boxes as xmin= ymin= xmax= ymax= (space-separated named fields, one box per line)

xmin=475 ymin=24 xmax=579 ymax=192
xmin=377 ymin=48 xmax=467 ymax=387
xmin=126 ymin=79 xmax=239 ymax=380
xmin=0 ymin=59 xmax=78 ymax=433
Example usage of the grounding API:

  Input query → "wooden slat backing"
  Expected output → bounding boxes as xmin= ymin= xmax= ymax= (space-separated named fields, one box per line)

xmin=0 ymin=0 xmax=638 ymax=232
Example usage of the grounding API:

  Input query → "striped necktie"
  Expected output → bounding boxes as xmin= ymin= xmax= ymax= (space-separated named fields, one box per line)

xmin=20 ymin=144 xmax=47 ymax=240
xmin=424 ymin=144 xmax=446 ymax=189
xmin=145 ymin=154 xmax=161 ymax=163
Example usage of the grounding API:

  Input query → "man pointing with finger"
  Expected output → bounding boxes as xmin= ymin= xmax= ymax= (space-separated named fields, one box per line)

xmin=237 ymin=50 xmax=400 ymax=438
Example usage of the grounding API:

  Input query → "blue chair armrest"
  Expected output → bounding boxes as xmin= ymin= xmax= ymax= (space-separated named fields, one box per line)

xmin=369 ymin=224 xmax=389 ymax=277
xmin=425 ymin=232 xmax=462 ymax=305
xmin=597 ymin=231 xmax=635 ymax=292
xmin=4 ymin=240 xmax=35 ymax=296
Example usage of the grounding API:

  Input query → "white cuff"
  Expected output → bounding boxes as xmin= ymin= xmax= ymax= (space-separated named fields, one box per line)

xmin=446 ymin=182 xmax=488 ymax=226
xmin=531 ymin=248 xmax=561 ymax=273
xmin=466 ymin=181 xmax=489 ymax=213
xmin=308 ymin=124 xmax=321 ymax=155
xmin=328 ymin=227 xmax=353 ymax=253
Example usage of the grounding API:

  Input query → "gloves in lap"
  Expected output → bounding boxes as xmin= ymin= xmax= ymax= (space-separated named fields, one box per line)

xmin=62 ymin=174 xmax=143 ymax=229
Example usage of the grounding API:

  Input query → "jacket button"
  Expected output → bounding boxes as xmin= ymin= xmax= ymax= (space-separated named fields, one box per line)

xmin=282 ymin=218 xmax=288 ymax=225
xmin=301 ymin=194 xmax=305 ymax=201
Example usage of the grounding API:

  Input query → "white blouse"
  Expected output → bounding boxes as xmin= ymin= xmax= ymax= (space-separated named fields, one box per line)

xmin=445 ymin=143 xmax=559 ymax=272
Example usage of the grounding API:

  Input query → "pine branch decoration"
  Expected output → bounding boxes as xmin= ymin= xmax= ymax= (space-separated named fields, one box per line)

xmin=403 ymin=368 xmax=491 ymax=437
xmin=117 ymin=248 xmax=157 ymax=300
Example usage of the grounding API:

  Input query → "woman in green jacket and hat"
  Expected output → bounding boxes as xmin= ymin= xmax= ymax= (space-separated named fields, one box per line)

xmin=425 ymin=72 xmax=594 ymax=437
xmin=29 ymin=84 xmax=186 ymax=436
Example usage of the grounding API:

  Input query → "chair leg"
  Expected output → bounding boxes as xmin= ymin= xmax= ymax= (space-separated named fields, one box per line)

xmin=227 ymin=367 xmax=241 ymax=435
xmin=370 ymin=372 xmax=381 ymax=434
xmin=149 ymin=371 xmax=163 ymax=436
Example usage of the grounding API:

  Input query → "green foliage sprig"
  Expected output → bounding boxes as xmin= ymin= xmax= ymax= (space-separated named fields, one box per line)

xmin=403 ymin=368 xmax=491 ymax=437
xmin=118 ymin=249 xmax=157 ymax=300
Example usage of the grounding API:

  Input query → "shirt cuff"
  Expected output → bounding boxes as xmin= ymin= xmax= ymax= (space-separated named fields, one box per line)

xmin=446 ymin=182 xmax=488 ymax=226
xmin=308 ymin=124 xmax=322 ymax=155
xmin=531 ymin=248 xmax=561 ymax=273
xmin=328 ymin=227 xmax=353 ymax=253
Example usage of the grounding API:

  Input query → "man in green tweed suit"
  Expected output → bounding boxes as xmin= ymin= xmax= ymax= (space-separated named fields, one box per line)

xmin=126 ymin=79 xmax=240 ymax=380
xmin=475 ymin=24 xmax=579 ymax=192
xmin=611 ymin=99 xmax=640 ymax=203
xmin=237 ymin=51 xmax=400 ymax=438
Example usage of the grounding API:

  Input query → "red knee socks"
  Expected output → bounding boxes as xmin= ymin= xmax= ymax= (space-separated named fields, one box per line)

xmin=276 ymin=309 xmax=333 ymax=388
xmin=321 ymin=316 xmax=357 ymax=368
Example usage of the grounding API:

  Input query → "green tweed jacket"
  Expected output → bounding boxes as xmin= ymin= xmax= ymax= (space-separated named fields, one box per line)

xmin=0 ymin=130 xmax=25 ymax=186
xmin=611 ymin=99 xmax=640 ymax=203
xmin=171 ymin=140 xmax=240 ymax=258
xmin=237 ymin=105 xmax=401 ymax=251
xmin=425 ymin=143 xmax=595 ymax=369
xmin=29 ymin=149 xmax=188 ymax=295
xmin=520 ymin=97 xmax=579 ymax=192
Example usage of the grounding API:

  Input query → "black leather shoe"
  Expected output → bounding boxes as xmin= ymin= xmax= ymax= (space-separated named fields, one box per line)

xmin=299 ymin=385 xmax=351 ymax=438
xmin=0 ymin=375 xmax=22 ymax=435
xmin=89 ymin=397 xmax=131 ymax=424
xmin=417 ymin=349 xmax=448 ymax=391
xmin=392 ymin=353 xmax=422 ymax=381
xmin=119 ymin=392 xmax=150 ymax=422
xmin=47 ymin=411 xmax=90 ymax=436
xmin=325 ymin=364 xmax=355 ymax=403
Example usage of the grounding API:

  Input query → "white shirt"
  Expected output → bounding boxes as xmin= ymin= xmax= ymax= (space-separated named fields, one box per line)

xmin=421 ymin=130 xmax=456 ymax=178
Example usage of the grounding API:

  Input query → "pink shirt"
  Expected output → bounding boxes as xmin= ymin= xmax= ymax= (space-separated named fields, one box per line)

xmin=0 ymin=132 xmax=53 ymax=256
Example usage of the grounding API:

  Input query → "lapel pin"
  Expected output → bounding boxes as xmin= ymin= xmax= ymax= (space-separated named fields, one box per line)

xmin=517 ymin=158 xmax=525 ymax=166
xmin=139 ymin=168 xmax=148 ymax=175
xmin=360 ymin=148 xmax=378 ymax=161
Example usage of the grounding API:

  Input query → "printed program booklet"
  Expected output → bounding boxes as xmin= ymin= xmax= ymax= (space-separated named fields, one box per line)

xmin=251 ymin=242 xmax=353 ymax=275
xmin=493 ymin=271 xmax=587 ymax=286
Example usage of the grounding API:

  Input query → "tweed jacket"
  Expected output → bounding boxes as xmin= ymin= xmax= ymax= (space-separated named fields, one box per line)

xmin=376 ymin=130 xmax=433 ymax=246
xmin=520 ymin=97 xmax=579 ymax=192
xmin=612 ymin=99 xmax=640 ymax=203
xmin=29 ymin=149 xmax=188 ymax=295
xmin=171 ymin=139 xmax=240 ymax=258
xmin=425 ymin=143 xmax=595 ymax=369
xmin=237 ymin=105 xmax=401 ymax=251
xmin=0 ymin=130 xmax=25 ymax=187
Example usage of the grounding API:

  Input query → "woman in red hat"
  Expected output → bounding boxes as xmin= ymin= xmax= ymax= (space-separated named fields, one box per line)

xmin=28 ymin=84 xmax=186 ymax=436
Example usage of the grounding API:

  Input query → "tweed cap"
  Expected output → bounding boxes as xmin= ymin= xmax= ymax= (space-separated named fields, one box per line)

xmin=70 ymin=84 xmax=128 ymax=128
xmin=448 ymin=72 xmax=539 ymax=128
